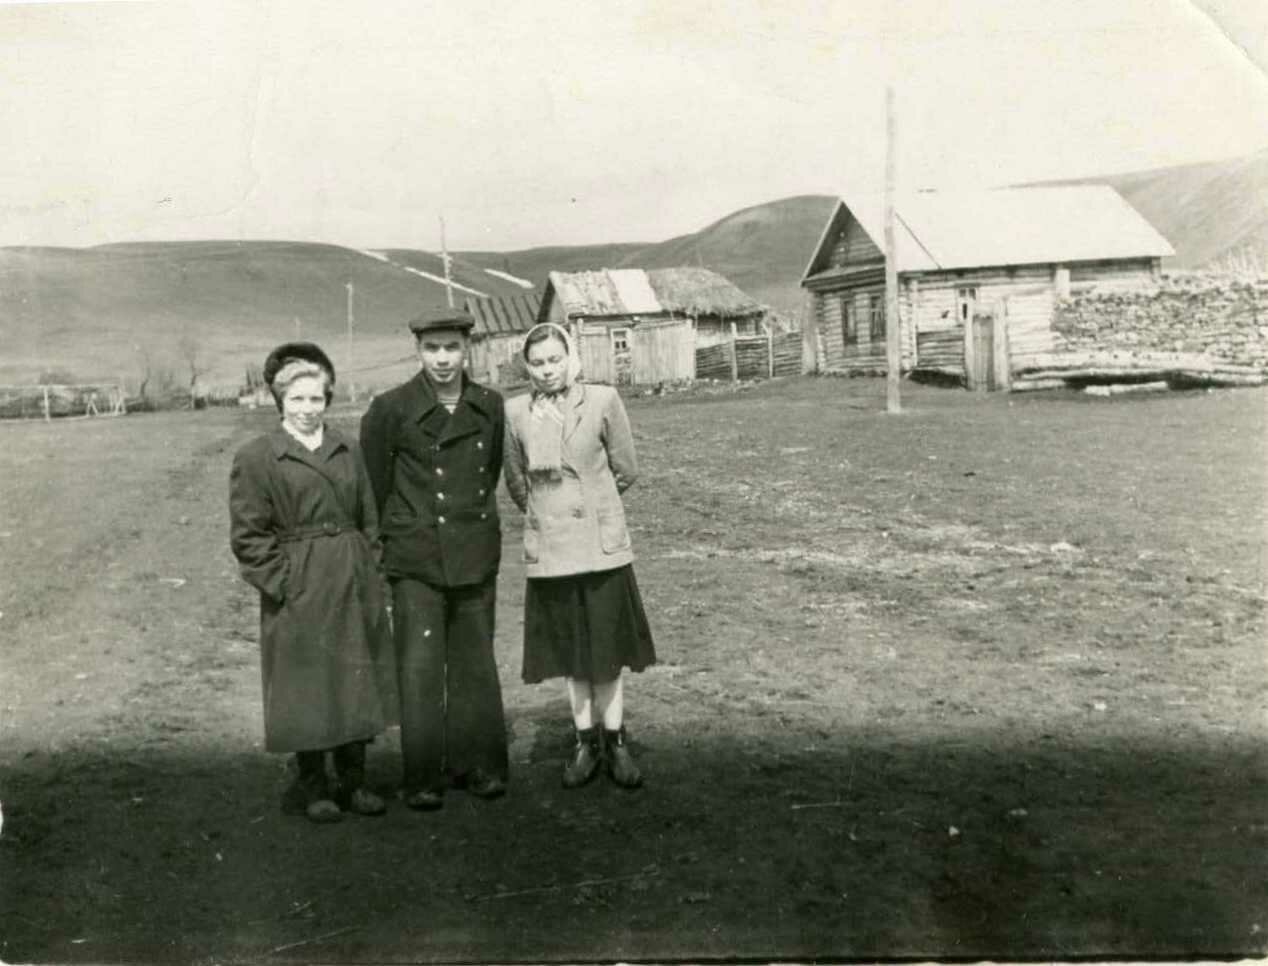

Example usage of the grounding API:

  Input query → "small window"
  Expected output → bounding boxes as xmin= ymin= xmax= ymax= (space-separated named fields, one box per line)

xmin=612 ymin=328 xmax=630 ymax=352
xmin=869 ymin=297 xmax=885 ymax=339
xmin=841 ymin=295 xmax=860 ymax=346
xmin=957 ymin=287 xmax=978 ymax=323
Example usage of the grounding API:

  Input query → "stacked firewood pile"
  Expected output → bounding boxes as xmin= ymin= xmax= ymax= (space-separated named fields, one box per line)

xmin=1052 ymin=275 xmax=1267 ymax=367
xmin=1015 ymin=275 xmax=1268 ymax=390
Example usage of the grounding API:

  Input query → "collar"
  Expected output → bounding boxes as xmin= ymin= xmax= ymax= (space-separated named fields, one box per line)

xmin=405 ymin=370 xmax=493 ymax=421
xmin=269 ymin=423 xmax=349 ymax=461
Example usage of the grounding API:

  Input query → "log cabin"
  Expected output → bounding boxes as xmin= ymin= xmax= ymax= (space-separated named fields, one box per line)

xmin=799 ymin=186 xmax=1175 ymax=389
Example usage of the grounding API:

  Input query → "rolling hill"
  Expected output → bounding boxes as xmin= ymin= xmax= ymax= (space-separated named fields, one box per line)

xmin=3 ymin=149 xmax=1264 ymax=391
xmin=454 ymin=148 xmax=1268 ymax=316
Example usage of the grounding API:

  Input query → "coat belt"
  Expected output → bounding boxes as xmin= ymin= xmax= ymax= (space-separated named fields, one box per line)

xmin=277 ymin=521 xmax=356 ymax=543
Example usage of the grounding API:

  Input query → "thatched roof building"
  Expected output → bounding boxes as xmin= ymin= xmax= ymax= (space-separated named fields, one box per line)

xmin=538 ymin=267 xmax=764 ymax=326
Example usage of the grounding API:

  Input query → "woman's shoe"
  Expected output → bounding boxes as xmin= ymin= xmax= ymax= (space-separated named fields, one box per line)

xmin=604 ymin=727 xmax=643 ymax=789
xmin=331 ymin=741 xmax=385 ymax=815
xmin=344 ymin=786 xmax=387 ymax=816
xmin=305 ymin=798 xmax=344 ymax=823
xmin=562 ymin=727 xmax=601 ymax=788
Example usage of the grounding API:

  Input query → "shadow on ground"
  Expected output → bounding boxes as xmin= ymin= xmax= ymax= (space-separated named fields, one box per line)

xmin=3 ymin=717 xmax=1265 ymax=963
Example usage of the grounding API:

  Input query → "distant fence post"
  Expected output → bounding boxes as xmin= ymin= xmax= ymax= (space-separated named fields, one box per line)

xmin=729 ymin=322 xmax=739 ymax=382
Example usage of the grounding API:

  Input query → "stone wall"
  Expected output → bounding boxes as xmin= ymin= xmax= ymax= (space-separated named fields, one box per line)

xmin=1052 ymin=275 xmax=1268 ymax=369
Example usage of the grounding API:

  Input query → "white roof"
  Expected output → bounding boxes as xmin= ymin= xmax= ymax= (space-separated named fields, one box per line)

xmin=548 ymin=268 xmax=662 ymax=317
xmin=812 ymin=185 xmax=1174 ymax=276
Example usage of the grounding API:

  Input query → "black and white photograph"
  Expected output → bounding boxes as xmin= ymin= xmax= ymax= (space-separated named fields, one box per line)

xmin=1 ymin=0 xmax=1266 ymax=961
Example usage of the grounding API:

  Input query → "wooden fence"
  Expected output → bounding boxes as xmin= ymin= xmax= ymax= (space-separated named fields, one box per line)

xmin=696 ymin=331 xmax=803 ymax=381
xmin=0 ymin=384 xmax=127 ymax=421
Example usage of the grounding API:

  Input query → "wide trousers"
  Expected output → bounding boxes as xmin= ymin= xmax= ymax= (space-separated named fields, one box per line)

xmin=392 ymin=576 xmax=508 ymax=793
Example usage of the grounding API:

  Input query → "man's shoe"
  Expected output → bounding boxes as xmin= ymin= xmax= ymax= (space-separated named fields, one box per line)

xmin=604 ymin=727 xmax=643 ymax=789
xmin=404 ymin=788 xmax=444 ymax=811
xmin=562 ymin=728 xmax=601 ymax=789
xmin=466 ymin=769 xmax=507 ymax=800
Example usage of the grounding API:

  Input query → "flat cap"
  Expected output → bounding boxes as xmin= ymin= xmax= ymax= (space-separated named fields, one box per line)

xmin=409 ymin=308 xmax=476 ymax=335
xmin=262 ymin=342 xmax=336 ymax=387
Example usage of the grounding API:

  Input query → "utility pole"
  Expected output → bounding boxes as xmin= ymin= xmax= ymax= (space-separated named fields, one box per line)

xmin=345 ymin=281 xmax=354 ymax=392
xmin=884 ymin=84 xmax=902 ymax=415
xmin=440 ymin=215 xmax=454 ymax=308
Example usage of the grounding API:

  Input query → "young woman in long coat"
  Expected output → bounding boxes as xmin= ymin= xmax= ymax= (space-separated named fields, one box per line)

xmin=229 ymin=342 xmax=396 ymax=822
xmin=504 ymin=323 xmax=656 ymax=789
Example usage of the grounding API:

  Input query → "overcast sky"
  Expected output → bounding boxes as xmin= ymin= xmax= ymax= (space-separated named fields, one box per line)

xmin=1 ymin=0 xmax=1265 ymax=251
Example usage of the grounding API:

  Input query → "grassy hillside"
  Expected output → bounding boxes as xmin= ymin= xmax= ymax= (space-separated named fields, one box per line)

xmin=0 ymin=241 xmax=504 ymax=389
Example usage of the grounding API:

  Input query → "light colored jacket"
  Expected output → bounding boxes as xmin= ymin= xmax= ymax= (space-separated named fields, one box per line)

xmin=503 ymin=383 xmax=637 ymax=578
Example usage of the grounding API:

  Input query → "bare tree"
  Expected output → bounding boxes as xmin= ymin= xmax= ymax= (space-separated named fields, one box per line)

xmin=177 ymin=333 xmax=211 ymax=409
xmin=134 ymin=342 xmax=154 ymax=402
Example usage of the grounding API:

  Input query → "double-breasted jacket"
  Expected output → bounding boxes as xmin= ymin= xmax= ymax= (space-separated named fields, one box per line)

xmin=359 ymin=372 xmax=504 ymax=587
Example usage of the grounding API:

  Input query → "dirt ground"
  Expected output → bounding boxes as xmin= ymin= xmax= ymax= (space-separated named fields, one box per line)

xmin=1 ymin=377 xmax=1265 ymax=963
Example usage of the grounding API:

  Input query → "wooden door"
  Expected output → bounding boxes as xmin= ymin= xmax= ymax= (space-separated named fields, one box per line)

xmin=967 ymin=312 xmax=994 ymax=391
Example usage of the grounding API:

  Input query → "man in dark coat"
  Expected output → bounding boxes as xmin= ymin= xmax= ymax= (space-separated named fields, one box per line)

xmin=360 ymin=310 xmax=508 ymax=809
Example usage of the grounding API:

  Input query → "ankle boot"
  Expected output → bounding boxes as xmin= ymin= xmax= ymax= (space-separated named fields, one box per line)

xmin=604 ymin=727 xmax=643 ymax=789
xmin=333 ymin=741 xmax=385 ymax=816
xmin=283 ymin=751 xmax=342 ymax=823
xmin=562 ymin=727 xmax=601 ymax=788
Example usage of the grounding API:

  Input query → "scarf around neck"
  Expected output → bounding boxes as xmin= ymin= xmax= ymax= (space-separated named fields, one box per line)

xmin=523 ymin=323 xmax=582 ymax=476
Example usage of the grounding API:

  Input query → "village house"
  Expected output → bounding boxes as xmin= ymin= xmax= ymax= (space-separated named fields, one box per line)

xmin=799 ymin=186 xmax=1175 ymax=389
xmin=537 ymin=267 xmax=767 ymax=385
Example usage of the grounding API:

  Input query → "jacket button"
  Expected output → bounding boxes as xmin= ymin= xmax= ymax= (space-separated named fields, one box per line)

xmin=438 ymin=516 xmax=446 ymax=524
xmin=478 ymin=466 xmax=486 ymax=473
xmin=437 ymin=492 xmax=445 ymax=501
xmin=478 ymin=488 xmax=486 ymax=496
xmin=477 ymin=441 xmax=484 ymax=449
xmin=480 ymin=512 xmax=488 ymax=520
xmin=436 ymin=467 xmax=444 ymax=477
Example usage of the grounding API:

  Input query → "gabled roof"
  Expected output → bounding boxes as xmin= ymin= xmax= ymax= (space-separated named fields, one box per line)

xmin=542 ymin=267 xmax=763 ymax=321
xmin=464 ymin=293 xmax=542 ymax=337
xmin=802 ymin=185 xmax=1175 ymax=280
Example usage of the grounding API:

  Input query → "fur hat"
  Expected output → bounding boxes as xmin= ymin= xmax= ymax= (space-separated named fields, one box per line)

xmin=262 ymin=342 xmax=336 ymax=388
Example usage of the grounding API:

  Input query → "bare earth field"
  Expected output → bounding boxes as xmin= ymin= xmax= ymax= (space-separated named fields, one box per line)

xmin=1 ymin=377 xmax=1265 ymax=962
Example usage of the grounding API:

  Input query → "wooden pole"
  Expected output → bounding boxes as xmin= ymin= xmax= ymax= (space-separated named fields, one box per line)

xmin=884 ymin=84 xmax=902 ymax=414
xmin=440 ymin=215 xmax=454 ymax=308
xmin=729 ymin=321 xmax=739 ymax=382
xmin=345 ymin=282 xmax=355 ymax=401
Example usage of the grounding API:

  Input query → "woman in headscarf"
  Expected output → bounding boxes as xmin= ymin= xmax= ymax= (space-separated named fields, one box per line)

xmin=228 ymin=342 xmax=396 ymax=822
xmin=503 ymin=323 xmax=657 ymax=789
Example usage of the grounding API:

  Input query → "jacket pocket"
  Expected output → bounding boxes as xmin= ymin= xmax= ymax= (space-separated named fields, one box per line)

xmin=597 ymin=506 xmax=630 ymax=554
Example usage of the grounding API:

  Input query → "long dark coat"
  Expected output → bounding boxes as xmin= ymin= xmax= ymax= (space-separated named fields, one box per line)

xmin=359 ymin=373 xmax=504 ymax=586
xmin=228 ymin=425 xmax=396 ymax=753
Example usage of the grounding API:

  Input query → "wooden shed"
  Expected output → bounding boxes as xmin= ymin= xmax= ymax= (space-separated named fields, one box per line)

xmin=799 ymin=186 xmax=1175 ymax=389
xmin=538 ymin=268 xmax=753 ymax=385
xmin=463 ymin=293 xmax=541 ymax=385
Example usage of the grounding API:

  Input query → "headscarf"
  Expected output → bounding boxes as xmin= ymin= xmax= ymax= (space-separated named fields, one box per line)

xmin=522 ymin=322 xmax=582 ymax=476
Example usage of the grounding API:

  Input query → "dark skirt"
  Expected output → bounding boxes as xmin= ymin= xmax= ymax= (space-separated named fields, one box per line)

xmin=522 ymin=564 xmax=657 ymax=684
